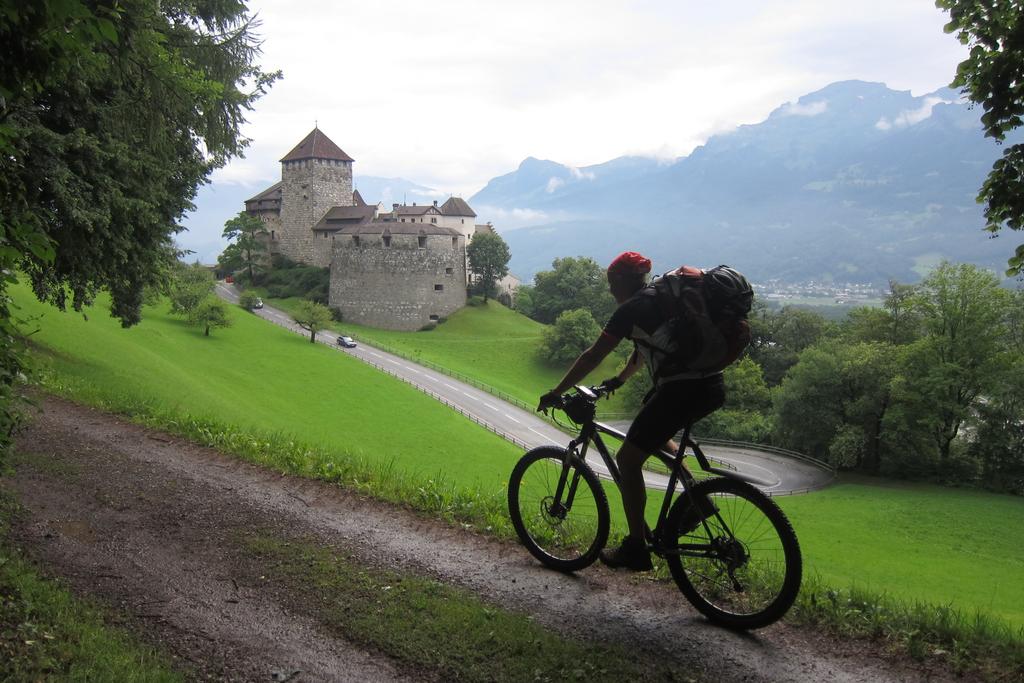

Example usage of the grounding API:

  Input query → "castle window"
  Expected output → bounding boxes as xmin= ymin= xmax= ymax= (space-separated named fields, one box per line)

xmin=271 ymin=230 xmax=275 ymax=240
xmin=401 ymin=218 xmax=405 ymax=222
xmin=429 ymin=315 xmax=439 ymax=321
xmin=418 ymin=236 xmax=427 ymax=248
xmin=445 ymin=267 xmax=453 ymax=275
xmin=434 ymin=284 xmax=444 ymax=291
xmin=461 ymin=219 xmax=465 ymax=224
xmin=431 ymin=218 xmax=437 ymax=224
xmin=382 ymin=235 xmax=391 ymax=247
xmin=353 ymin=236 xmax=360 ymax=246
xmin=452 ymin=237 xmax=458 ymax=248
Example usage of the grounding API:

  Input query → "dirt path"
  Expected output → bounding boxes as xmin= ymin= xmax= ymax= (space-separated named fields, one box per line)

xmin=3 ymin=397 xmax=950 ymax=682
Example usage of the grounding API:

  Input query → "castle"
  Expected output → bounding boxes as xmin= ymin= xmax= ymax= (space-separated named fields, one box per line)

xmin=244 ymin=128 xmax=502 ymax=331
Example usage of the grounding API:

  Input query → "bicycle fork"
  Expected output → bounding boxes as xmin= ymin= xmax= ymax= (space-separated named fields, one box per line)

xmin=547 ymin=443 xmax=589 ymax=519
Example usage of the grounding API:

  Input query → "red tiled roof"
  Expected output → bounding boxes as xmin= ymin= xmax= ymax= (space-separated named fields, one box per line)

xmin=280 ymin=128 xmax=354 ymax=162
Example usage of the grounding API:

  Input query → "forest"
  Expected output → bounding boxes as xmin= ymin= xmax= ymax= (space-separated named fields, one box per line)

xmin=517 ymin=257 xmax=1024 ymax=494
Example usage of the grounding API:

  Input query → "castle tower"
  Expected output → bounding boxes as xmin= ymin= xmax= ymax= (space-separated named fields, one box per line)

xmin=277 ymin=128 xmax=353 ymax=264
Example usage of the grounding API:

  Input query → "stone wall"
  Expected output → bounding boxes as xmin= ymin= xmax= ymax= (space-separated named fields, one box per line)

xmin=278 ymin=159 xmax=351 ymax=264
xmin=311 ymin=232 xmax=336 ymax=268
xmin=329 ymin=234 xmax=467 ymax=330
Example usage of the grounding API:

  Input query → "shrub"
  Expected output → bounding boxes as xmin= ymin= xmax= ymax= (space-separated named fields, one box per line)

xmin=238 ymin=292 xmax=259 ymax=311
xmin=539 ymin=308 xmax=600 ymax=364
xmin=261 ymin=258 xmax=329 ymax=302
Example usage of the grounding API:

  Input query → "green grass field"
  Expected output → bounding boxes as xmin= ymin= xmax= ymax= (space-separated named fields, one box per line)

xmin=10 ymin=281 xmax=1024 ymax=632
xmin=259 ymin=294 xmax=629 ymax=412
xmin=12 ymin=282 xmax=522 ymax=489
xmin=777 ymin=476 xmax=1024 ymax=628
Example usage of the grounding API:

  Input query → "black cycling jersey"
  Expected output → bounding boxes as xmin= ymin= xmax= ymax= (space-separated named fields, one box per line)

xmin=602 ymin=291 xmax=662 ymax=342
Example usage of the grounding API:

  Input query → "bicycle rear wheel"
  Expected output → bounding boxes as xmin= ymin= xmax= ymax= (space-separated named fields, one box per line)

xmin=508 ymin=446 xmax=610 ymax=572
xmin=663 ymin=477 xmax=801 ymax=629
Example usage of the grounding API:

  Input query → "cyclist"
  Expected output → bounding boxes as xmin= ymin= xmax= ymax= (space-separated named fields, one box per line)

xmin=537 ymin=251 xmax=725 ymax=571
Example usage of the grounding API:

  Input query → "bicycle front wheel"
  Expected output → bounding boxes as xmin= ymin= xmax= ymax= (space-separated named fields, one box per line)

xmin=663 ymin=477 xmax=801 ymax=629
xmin=508 ymin=446 xmax=610 ymax=572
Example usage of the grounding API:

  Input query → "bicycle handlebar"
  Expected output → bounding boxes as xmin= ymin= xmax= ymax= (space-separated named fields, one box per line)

xmin=545 ymin=384 xmax=613 ymax=424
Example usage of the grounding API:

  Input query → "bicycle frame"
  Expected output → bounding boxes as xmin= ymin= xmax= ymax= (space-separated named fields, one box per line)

xmin=556 ymin=386 xmax=773 ymax=550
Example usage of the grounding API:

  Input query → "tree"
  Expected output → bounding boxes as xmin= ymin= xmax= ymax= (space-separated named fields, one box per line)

xmin=2 ymin=0 xmax=279 ymax=326
xmin=221 ymin=211 xmax=268 ymax=283
xmin=467 ymin=231 xmax=510 ymax=303
xmin=530 ymin=257 xmax=617 ymax=325
xmin=938 ymin=0 xmax=1024 ymax=275
xmin=168 ymin=263 xmax=215 ymax=318
xmin=189 ymin=297 xmax=232 ymax=337
xmin=238 ymin=291 xmax=261 ymax=311
xmin=0 ymin=0 xmax=278 ymax=456
xmin=693 ymin=357 xmax=774 ymax=443
xmin=903 ymin=262 xmax=1011 ymax=461
xmin=539 ymin=309 xmax=601 ymax=364
xmin=217 ymin=241 xmax=245 ymax=278
xmin=773 ymin=341 xmax=899 ymax=472
xmin=293 ymin=301 xmax=333 ymax=344
xmin=842 ymin=282 xmax=921 ymax=345
xmin=747 ymin=306 xmax=831 ymax=385
xmin=512 ymin=283 xmax=536 ymax=318
xmin=969 ymin=354 xmax=1024 ymax=494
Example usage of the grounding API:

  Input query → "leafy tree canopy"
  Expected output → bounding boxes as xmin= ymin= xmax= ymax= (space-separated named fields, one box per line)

xmin=221 ymin=211 xmax=268 ymax=282
xmin=902 ymin=261 xmax=1012 ymax=460
xmin=168 ymin=262 xmax=215 ymax=318
xmin=539 ymin=308 xmax=601 ymax=364
xmin=189 ymin=297 xmax=232 ymax=337
xmin=292 ymin=301 xmax=332 ymax=343
xmin=467 ymin=231 xmax=510 ymax=303
xmin=530 ymin=257 xmax=617 ymax=326
xmin=1 ymin=0 xmax=280 ymax=326
xmin=938 ymin=0 xmax=1024 ymax=274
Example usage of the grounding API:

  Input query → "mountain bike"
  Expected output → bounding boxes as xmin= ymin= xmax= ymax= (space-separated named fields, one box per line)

xmin=508 ymin=385 xmax=802 ymax=629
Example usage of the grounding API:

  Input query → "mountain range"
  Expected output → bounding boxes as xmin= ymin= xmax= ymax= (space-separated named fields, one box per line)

xmin=471 ymin=80 xmax=1017 ymax=285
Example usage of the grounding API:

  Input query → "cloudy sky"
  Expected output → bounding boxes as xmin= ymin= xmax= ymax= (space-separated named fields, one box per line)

xmin=182 ymin=0 xmax=969 ymax=260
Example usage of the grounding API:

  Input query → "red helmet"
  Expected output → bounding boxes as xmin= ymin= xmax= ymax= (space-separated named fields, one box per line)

xmin=607 ymin=251 xmax=652 ymax=276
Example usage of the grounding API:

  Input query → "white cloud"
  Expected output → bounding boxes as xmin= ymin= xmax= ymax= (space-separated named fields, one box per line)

xmin=781 ymin=100 xmax=829 ymax=117
xmin=180 ymin=0 xmax=970 ymax=257
xmin=876 ymin=95 xmax=951 ymax=130
xmin=545 ymin=177 xmax=565 ymax=193
xmin=474 ymin=205 xmax=562 ymax=229
xmin=569 ymin=166 xmax=596 ymax=181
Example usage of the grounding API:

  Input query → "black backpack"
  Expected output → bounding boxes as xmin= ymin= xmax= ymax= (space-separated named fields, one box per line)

xmin=635 ymin=265 xmax=753 ymax=380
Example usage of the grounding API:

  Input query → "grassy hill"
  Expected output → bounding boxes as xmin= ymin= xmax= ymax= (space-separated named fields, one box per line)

xmin=258 ymin=295 xmax=630 ymax=412
xmin=777 ymin=476 xmax=1024 ymax=629
xmin=10 ymin=281 xmax=1024 ymax=637
xmin=12 ymin=281 xmax=523 ymax=489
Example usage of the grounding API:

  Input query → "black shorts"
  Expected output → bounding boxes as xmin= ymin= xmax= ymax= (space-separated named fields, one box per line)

xmin=624 ymin=374 xmax=726 ymax=453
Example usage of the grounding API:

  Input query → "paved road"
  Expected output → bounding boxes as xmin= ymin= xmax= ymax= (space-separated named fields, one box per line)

xmin=216 ymin=284 xmax=833 ymax=495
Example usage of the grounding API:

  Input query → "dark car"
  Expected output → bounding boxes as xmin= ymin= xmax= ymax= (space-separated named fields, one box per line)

xmin=336 ymin=335 xmax=357 ymax=348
